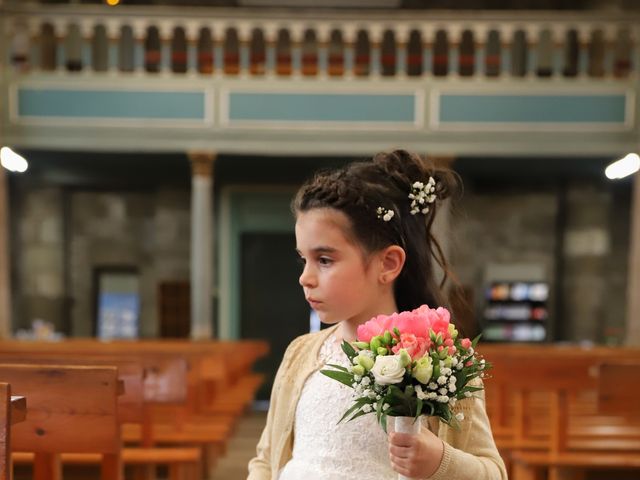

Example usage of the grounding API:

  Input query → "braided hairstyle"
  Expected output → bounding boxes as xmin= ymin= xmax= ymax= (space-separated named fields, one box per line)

xmin=292 ymin=149 xmax=462 ymax=314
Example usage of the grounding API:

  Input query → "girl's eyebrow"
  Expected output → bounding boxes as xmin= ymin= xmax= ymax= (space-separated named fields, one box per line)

xmin=296 ymin=246 xmax=338 ymax=255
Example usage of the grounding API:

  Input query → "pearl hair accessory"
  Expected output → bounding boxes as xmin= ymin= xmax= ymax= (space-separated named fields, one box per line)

xmin=409 ymin=177 xmax=437 ymax=215
xmin=376 ymin=207 xmax=395 ymax=222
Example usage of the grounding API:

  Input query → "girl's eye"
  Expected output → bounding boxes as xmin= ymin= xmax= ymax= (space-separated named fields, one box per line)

xmin=318 ymin=257 xmax=333 ymax=266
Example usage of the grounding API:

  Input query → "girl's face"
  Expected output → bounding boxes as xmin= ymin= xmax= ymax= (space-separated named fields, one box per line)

xmin=295 ymin=208 xmax=389 ymax=328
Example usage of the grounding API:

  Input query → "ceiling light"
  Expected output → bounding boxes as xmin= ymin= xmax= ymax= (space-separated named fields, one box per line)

xmin=605 ymin=153 xmax=640 ymax=180
xmin=0 ymin=147 xmax=28 ymax=173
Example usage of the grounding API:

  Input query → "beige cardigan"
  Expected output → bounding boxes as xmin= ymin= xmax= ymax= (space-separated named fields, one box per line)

xmin=247 ymin=325 xmax=507 ymax=480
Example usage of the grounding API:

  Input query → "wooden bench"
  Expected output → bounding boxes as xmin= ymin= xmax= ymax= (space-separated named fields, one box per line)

xmin=0 ymin=383 xmax=26 ymax=480
xmin=480 ymin=346 xmax=640 ymax=480
xmin=0 ymin=338 xmax=268 ymax=478
xmin=0 ymin=353 xmax=202 ymax=480
xmin=0 ymin=344 xmax=227 ymax=477
xmin=0 ymin=364 xmax=122 ymax=480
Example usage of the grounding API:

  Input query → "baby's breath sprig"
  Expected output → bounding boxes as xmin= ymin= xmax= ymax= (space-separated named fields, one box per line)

xmin=409 ymin=177 xmax=437 ymax=215
xmin=376 ymin=207 xmax=395 ymax=222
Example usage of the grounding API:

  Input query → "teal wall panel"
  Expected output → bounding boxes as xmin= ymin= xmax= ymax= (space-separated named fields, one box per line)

xmin=227 ymin=92 xmax=416 ymax=123
xmin=438 ymin=93 xmax=628 ymax=124
xmin=17 ymin=88 xmax=206 ymax=120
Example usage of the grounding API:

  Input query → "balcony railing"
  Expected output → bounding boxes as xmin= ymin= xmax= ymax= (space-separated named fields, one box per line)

xmin=3 ymin=5 xmax=639 ymax=80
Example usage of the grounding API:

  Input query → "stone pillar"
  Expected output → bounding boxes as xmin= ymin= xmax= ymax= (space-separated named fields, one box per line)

xmin=626 ymin=172 xmax=640 ymax=346
xmin=189 ymin=152 xmax=215 ymax=339
xmin=0 ymin=167 xmax=11 ymax=338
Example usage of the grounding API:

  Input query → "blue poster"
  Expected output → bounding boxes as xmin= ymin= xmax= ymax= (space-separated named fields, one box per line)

xmin=97 ymin=292 xmax=140 ymax=339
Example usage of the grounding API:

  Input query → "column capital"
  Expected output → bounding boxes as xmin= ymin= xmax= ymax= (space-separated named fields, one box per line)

xmin=188 ymin=151 xmax=216 ymax=177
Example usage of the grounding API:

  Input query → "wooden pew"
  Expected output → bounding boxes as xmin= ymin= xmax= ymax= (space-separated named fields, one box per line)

xmin=480 ymin=345 xmax=640 ymax=480
xmin=0 ymin=383 xmax=10 ymax=480
xmin=0 ymin=364 xmax=122 ymax=480
xmin=0 ymin=346 xmax=225 ymax=478
xmin=0 ymin=383 xmax=25 ymax=480
xmin=0 ymin=354 xmax=202 ymax=480
xmin=0 ymin=338 xmax=268 ymax=477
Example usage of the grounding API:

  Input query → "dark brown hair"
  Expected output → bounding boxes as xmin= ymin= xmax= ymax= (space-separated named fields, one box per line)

xmin=292 ymin=149 xmax=462 ymax=314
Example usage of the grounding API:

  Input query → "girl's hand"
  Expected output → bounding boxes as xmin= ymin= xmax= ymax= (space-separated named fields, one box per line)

xmin=388 ymin=429 xmax=444 ymax=479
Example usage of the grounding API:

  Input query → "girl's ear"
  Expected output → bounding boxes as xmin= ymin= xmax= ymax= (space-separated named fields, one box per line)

xmin=378 ymin=245 xmax=406 ymax=284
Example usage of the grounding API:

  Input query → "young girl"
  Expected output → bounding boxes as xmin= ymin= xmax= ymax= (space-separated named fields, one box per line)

xmin=248 ymin=150 xmax=507 ymax=480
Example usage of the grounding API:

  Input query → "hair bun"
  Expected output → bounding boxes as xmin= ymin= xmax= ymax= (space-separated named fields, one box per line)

xmin=372 ymin=149 xmax=461 ymax=203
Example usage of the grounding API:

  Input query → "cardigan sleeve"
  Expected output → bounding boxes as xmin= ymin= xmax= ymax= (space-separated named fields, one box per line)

xmin=427 ymin=379 xmax=507 ymax=480
xmin=247 ymin=336 xmax=302 ymax=480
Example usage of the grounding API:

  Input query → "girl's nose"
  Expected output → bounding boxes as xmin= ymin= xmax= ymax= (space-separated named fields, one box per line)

xmin=299 ymin=265 xmax=316 ymax=288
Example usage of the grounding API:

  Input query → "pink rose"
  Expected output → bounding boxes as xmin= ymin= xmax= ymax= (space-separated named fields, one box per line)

xmin=357 ymin=313 xmax=397 ymax=343
xmin=391 ymin=333 xmax=429 ymax=360
xmin=460 ymin=338 xmax=472 ymax=350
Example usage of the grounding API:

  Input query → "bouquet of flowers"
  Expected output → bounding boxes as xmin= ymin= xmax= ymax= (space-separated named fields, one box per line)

xmin=321 ymin=305 xmax=489 ymax=433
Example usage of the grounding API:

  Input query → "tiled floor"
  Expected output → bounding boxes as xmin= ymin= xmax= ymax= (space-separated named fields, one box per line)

xmin=210 ymin=411 xmax=267 ymax=479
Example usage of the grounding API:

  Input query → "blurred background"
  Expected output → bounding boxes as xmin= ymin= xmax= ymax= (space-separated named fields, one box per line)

xmin=1 ymin=0 xmax=639 ymax=478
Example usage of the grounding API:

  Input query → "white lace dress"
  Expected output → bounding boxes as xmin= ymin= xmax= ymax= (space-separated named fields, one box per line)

xmin=278 ymin=334 xmax=398 ymax=480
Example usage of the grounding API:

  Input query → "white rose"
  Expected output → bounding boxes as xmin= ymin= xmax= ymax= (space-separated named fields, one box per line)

xmin=370 ymin=355 xmax=405 ymax=385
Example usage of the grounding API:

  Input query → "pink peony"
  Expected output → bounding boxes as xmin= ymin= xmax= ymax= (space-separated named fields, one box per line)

xmin=391 ymin=333 xmax=429 ymax=360
xmin=426 ymin=307 xmax=451 ymax=337
xmin=356 ymin=313 xmax=397 ymax=343
xmin=393 ymin=309 xmax=430 ymax=339
xmin=357 ymin=304 xmax=455 ymax=348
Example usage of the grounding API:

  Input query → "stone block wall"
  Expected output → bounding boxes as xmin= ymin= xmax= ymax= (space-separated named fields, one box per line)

xmin=450 ymin=179 xmax=630 ymax=343
xmin=13 ymin=187 xmax=66 ymax=332
xmin=14 ymin=186 xmax=190 ymax=337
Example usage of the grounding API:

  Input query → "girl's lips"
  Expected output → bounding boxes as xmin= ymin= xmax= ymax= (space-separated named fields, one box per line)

xmin=307 ymin=298 xmax=322 ymax=308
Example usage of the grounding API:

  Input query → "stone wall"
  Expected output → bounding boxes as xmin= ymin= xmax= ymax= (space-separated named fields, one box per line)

xmin=451 ymin=184 xmax=558 ymax=337
xmin=14 ymin=187 xmax=66 ymax=332
xmin=12 ymin=171 xmax=632 ymax=343
xmin=14 ymin=186 xmax=190 ymax=337
xmin=450 ymin=179 xmax=630 ymax=344
xmin=562 ymin=181 xmax=630 ymax=344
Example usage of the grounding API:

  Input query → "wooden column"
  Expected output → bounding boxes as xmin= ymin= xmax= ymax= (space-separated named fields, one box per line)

xmin=189 ymin=152 xmax=216 ymax=339
xmin=626 ymin=172 xmax=640 ymax=346
xmin=0 ymin=168 xmax=11 ymax=339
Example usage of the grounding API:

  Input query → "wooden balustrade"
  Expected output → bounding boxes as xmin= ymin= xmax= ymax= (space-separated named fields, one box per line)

xmin=3 ymin=6 xmax=639 ymax=79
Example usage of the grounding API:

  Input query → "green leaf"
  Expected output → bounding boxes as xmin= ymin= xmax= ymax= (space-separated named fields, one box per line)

xmin=376 ymin=397 xmax=384 ymax=423
xmin=320 ymin=369 xmax=354 ymax=388
xmin=381 ymin=412 xmax=388 ymax=433
xmin=416 ymin=397 xmax=423 ymax=417
xmin=348 ymin=408 xmax=372 ymax=422
xmin=464 ymin=386 xmax=484 ymax=392
xmin=341 ymin=340 xmax=357 ymax=358
xmin=324 ymin=363 xmax=349 ymax=372
xmin=471 ymin=334 xmax=482 ymax=349
xmin=423 ymin=401 xmax=435 ymax=416
xmin=338 ymin=397 xmax=371 ymax=423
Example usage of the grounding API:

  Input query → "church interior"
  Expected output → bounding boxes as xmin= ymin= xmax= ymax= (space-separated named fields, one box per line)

xmin=0 ymin=0 xmax=639 ymax=478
